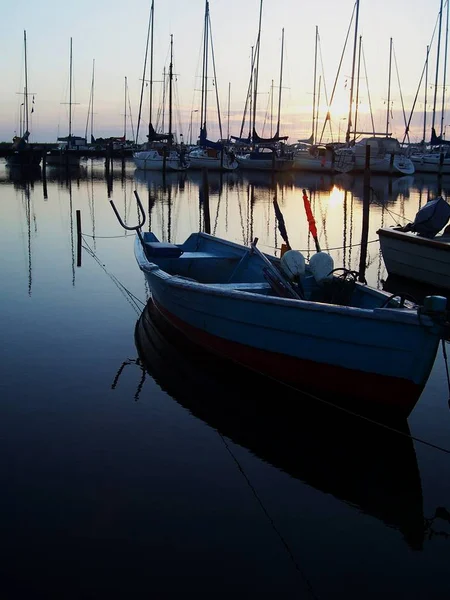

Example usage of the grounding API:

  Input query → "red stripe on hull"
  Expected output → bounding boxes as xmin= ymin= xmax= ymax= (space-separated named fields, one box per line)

xmin=154 ymin=301 xmax=423 ymax=417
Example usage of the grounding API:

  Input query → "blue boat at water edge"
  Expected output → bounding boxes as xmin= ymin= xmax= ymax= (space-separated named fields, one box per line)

xmin=109 ymin=191 xmax=448 ymax=419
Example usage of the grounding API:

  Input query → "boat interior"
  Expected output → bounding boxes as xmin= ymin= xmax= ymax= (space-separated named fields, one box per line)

xmin=141 ymin=232 xmax=405 ymax=311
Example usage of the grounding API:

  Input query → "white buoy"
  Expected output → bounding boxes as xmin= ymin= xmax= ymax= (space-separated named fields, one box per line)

xmin=309 ymin=252 xmax=334 ymax=283
xmin=280 ymin=250 xmax=306 ymax=281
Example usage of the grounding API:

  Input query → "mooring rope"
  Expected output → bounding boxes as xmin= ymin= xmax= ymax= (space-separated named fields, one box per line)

xmin=242 ymin=364 xmax=450 ymax=456
xmin=82 ymin=236 xmax=146 ymax=314
xmin=218 ymin=432 xmax=321 ymax=599
xmin=82 ymin=233 xmax=131 ymax=239
xmin=262 ymin=238 xmax=379 ymax=254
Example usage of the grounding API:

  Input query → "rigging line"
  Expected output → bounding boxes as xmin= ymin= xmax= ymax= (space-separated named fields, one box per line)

xmin=403 ymin=11 xmax=440 ymax=144
xmin=259 ymin=239 xmax=379 ymax=254
xmin=136 ymin=2 xmax=153 ymax=144
xmin=317 ymin=32 xmax=330 ymax=110
xmin=242 ymin=362 xmax=450 ymax=456
xmin=440 ymin=0 xmax=450 ymax=138
xmin=361 ymin=42 xmax=376 ymax=136
xmin=238 ymin=49 xmax=252 ymax=139
xmin=319 ymin=1 xmax=356 ymax=143
xmin=83 ymin=242 xmax=144 ymax=312
xmin=127 ymin=82 xmax=136 ymax=143
xmin=393 ymin=43 xmax=409 ymax=143
xmin=81 ymin=237 xmax=145 ymax=312
xmin=82 ymin=233 xmax=131 ymax=239
xmin=208 ymin=12 xmax=224 ymax=141
xmin=369 ymin=188 xmax=410 ymax=225
xmin=218 ymin=432 xmax=320 ymax=599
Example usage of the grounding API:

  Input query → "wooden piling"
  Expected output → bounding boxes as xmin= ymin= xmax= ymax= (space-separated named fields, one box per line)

xmin=202 ymin=168 xmax=211 ymax=234
xmin=358 ymin=144 xmax=371 ymax=283
xmin=42 ymin=152 xmax=48 ymax=199
xmin=76 ymin=209 xmax=82 ymax=267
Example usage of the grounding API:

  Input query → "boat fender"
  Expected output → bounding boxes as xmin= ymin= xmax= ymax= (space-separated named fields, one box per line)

xmin=280 ymin=250 xmax=305 ymax=281
xmin=309 ymin=252 xmax=334 ymax=284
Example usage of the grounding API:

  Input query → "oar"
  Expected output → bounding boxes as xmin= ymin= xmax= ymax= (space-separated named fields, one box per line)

xmin=302 ymin=188 xmax=321 ymax=252
xmin=273 ymin=195 xmax=291 ymax=254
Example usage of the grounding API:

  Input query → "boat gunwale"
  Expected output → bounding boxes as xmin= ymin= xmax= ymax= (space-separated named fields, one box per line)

xmin=378 ymin=226 xmax=450 ymax=251
xmin=134 ymin=235 xmax=430 ymax=326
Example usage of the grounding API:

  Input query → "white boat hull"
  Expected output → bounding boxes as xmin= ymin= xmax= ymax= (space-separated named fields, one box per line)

xmin=378 ymin=227 xmax=450 ymax=290
xmin=134 ymin=149 xmax=189 ymax=172
xmin=188 ymin=149 xmax=238 ymax=171
xmin=236 ymin=155 xmax=294 ymax=171
xmin=336 ymin=152 xmax=415 ymax=175
xmin=292 ymin=154 xmax=334 ymax=172
xmin=411 ymin=154 xmax=450 ymax=174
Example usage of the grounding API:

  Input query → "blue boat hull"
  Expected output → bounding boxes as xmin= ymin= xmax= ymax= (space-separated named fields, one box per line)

xmin=135 ymin=233 xmax=443 ymax=417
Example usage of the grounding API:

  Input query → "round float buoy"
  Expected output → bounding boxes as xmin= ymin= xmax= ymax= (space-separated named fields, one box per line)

xmin=280 ymin=250 xmax=306 ymax=281
xmin=309 ymin=252 xmax=334 ymax=283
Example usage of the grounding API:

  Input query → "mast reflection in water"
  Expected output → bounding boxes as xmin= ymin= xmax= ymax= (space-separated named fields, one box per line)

xmin=2 ymin=158 xmax=450 ymax=597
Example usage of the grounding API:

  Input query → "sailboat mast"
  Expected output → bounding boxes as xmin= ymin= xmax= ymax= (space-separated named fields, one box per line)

xmin=124 ymin=76 xmax=127 ymax=139
xmin=346 ymin=0 xmax=359 ymax=144
xmin=91 ymin=59 xmax=95 ymax=141
xmin=200 ymin=1 xmax=209 ymax=134
xmin=252 ymin=0 xmax=263 ymax=141
xmin=227 ymin=81 xmax=231 ymax=140
xmin=432 ymin=0 xmax=444 ymax=133
xmin=353 ymin=35 xmax=362 ymax=142
xmin=69 ymin=37 xmax=73 ymax=140
xmin=312 ymin=26 xmax=318 ymax=143
xmin=162 ymin=67 xmax=166 ymax=132
xmin=169 ymin=34 xmax=173 ymax=142
xmin=149 ymin=0 xmax=154 ymax=131
xmin=276 ymin=28 xmax=284 ymax=136
xmin=440 ymin=0 xmax=449 ymax=137
xmin=423 ymin=45 xmax=429 ymax=142
xmin=315 ymin=75 xmax=321 ymax=143
xmin=271 ymin=80 xmax=274 ymax=136
xmin=24 ymin=30 xmax=29 ymax=135
xmin=136 ymin=0 xmax=153 ymax=145
xmin=248 ymin=46 xmax=254 ymax=139
xmin=385 ymin=37 xmax=393 ymax=137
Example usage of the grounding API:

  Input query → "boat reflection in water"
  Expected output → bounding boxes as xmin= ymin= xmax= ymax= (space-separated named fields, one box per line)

xmin=134 ymin=298 xmax=425 ymax=551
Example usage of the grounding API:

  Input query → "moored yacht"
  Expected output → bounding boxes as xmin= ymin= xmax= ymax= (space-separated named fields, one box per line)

xmin=335 ymin=137 xmax=415 ymax=176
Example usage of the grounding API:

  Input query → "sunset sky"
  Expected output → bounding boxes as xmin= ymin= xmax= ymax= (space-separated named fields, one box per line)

xmin=1 ymin=0 xmax=446 ymax=145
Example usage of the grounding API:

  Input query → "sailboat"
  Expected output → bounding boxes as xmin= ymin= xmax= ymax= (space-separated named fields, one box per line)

xmin=133 ymin=4 xmax=188 ymax=172
xmin=235 ymin=2 xmax=293 ymax=172
xmin=188 ymin=1 xmax=238 ymax=171
xmin=6 ymin=31 xmax=43 ymax=169
xmin=291 ymin=26 xmax=336 ymax=173
xmin=46 ymin=38 xmax=84 ymax=168
xmin=334 ymin=5 xmax=414 ymax=176
xmin=410 ymin=0 xmax=450 ymax=174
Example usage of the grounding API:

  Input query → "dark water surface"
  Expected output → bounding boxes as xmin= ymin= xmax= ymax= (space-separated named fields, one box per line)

xmin=1 ymin=159 xmax=450 ymax=599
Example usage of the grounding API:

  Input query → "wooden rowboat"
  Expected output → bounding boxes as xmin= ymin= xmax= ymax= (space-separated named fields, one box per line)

xmin=111 ymin=194 xmax=447 ymax=419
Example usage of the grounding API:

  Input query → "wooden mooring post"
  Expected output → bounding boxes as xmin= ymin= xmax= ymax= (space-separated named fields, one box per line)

xmin=201 ymin=168 xmax=211 ymax=234
xmin=76 ymin=209 xmax=82 ymax=267
xmin=358 ymin=144 xmax=371 ymax=283
xmin=42 ymin=152 xmax=48 ymax=199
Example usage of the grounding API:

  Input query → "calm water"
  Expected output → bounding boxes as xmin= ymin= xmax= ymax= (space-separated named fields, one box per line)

xmin=1 ymin=158 xmax=450 ymax=599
